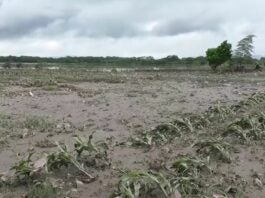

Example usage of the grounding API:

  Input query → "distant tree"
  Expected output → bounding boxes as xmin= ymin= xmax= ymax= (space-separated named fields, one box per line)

xmin=234 ymin=35 xmax=256 ymax=59
xmin=233 ymin=35 xmax=256 ymax=70
xmin=194 ymin=56 xmax=207 ymax=65
xmin=16 ymin=62 xmax=22 ymax=68
xmin=182 ymin=57 xmax=194 ymax=65
xmin=164 ymin=55 xmax=179 ymax=61
xmin=2 ymin=62 xmax=11 ymax=69
xmin=206 ymin=41 xmax=232 ymax=71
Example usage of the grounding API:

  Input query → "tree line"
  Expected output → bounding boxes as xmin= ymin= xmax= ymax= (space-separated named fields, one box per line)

xmin=0 ymin=35 xmax=264 ymax=70
xmin=0 ymin=55 xmax=208 ymax=67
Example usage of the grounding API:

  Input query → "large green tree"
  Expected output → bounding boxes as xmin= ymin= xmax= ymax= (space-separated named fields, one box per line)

xmin=206 ymin=41 xmax=232 ymax=71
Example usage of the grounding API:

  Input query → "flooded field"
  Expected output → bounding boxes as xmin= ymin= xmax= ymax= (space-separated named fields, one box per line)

xmin=0 ymin=68 xmax=265 ymax=197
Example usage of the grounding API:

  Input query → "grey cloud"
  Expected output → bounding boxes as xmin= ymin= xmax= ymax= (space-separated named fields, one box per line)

xmin=0 ymin=0 xmax=224 ymax=39
xmin=152 ymin=17 xmax=222 ymax=36
xmin=0 ymin=0 xmax=264 ymax=57
xmin=0 ymin=16 xmax=55 ymax=38
xmin=0 ymin=0 xmax=78 ymax=39
xmin=75 ymin=21 xmax=140 ymax=38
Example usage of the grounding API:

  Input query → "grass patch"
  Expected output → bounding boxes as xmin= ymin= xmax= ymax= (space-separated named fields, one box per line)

xmin=0 ymin=68 xmax=127 ymax=87
xmin=26 ymin=182 xmax=60 ymax=198
xmin=0 ymin=113 xmax=56 ymax=136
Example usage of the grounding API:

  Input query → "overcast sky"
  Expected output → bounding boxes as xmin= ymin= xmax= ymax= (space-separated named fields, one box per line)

xmin=0 ymin=0 xmax=264 ymax=58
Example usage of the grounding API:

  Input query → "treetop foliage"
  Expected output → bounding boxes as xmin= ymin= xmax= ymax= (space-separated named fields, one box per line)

xmin=206 ymin=40 xmax=232 ymax=70
xmin=234 ymin=35 xmax=256 ymax=59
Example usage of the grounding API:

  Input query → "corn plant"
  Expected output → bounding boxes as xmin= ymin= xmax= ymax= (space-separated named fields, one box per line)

xmin=115 ymin=170 xmax=174 ymax=198
xmin=188 ymin=115 xmax=210 ymax=130
xmin=171 ymin=176 xmax=202 ymax=197
xmin=193 ymin=139 xmax=231 ymax=163
xmin=230 ymin=117 xmax=256 ymax=129
xmin=173 ymin=115 xmax=210 ymax=132
xmin=223 ymin=125 xmax=248 ymax=141
xmin=233 ymin=93 xmax=265 ymax=110
xmin=46 ymin=144 xmax=72 ymax=170
xmin=223 ymin=117 xmax=255 ymax=142
xmin=206 ymin=102 xmax=233 ymax=121
xmin=47 ymin=143 xmax=94 ymax=180
xmin=172 ymin=156 xmax=210 ymax=177
xmin=154 ymin=123 xmax=181 ymax=136
xmin=130 ymin=132 xmax=167 ymax=147
xmin=257 ymin=112 xmax=265 ymax=123
xmin=10 ymin=153 xmax=35 ymax=182
xmin=130 ymin=133 xmax=154 ymax=147
xmin=74 ymin=134 xmax=98 ymax=157
xmin=172 ymin=175 xmax=231 ymax=197
xmin=223 ymin=114 xmax=265 ymax=142
xmin=173 ymin=118 xmax=194 ymax=133
xmin=131 ymin=123 xmax=181 ymax=147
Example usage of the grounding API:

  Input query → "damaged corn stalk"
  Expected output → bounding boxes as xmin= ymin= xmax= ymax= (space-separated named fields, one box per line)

xmin=130 ymin=93 xmax=265 ymax=148
xmin=185 ymin=115 xmax=210 ymax=130
xmin=130 ymin=116 xmax=209 ymax=147
xmin=171 ymin=176 xmax=203 ymax=197
xmin=46 ymin=142 xmax=96 ymax=181
xmin=173 ymin=118 xmax=195 ymax=133
xmin=10 ymin=153 xmax=36 ymax=183
xmin=205 ymin=93 xmax=265 ymax=122
xmin=193 ymin=139 xmax=232 ymax=163
xmin=170 ymin=156 xmax=233 ymax=197
xmin=172 ymin=155 xmax=211 ymax=177
xmin=114 ymin=170 xmax=176 ymax=198
xmin=173 ymin=115 xmax=210 ymax=133
xmin=170 ymin=156 xmax=214 ymax=197
xmin=8 ymin=134 xmax=109 ymax=188
xmin=206 ymin=102 xmax=234 ymax=121
xmin=232 ymin=92 xmax=265 ymax=110
xmin=47 ymin=133 xmax=108 ymax=178
xmin=74 ymin=133 xmax=98 ymax=157
xmin=223 ymin=112 xmax=265 ymax=142
xmin=130 ymin=123 xmax=180 ymax=147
